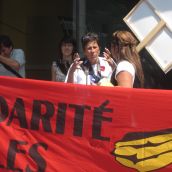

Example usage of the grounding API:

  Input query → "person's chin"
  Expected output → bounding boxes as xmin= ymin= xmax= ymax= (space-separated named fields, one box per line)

xmin=87 ymin=55 xmax=97 ymax=59
xmin=90 ymin=58 xmax=98 ymax=64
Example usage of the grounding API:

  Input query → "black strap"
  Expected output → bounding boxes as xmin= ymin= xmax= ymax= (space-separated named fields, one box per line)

xmin=0 ymin=61 xmax=23 ymax=78
xmin=56 ymin=59 xmax=70 ymax=75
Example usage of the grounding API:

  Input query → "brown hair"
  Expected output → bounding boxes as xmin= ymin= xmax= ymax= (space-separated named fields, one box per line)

xmin=81 ymin=32 xmax=100 ymax=50
xmin=111 ymin=30 xmax=144 ymax=87
xmin=57 ymin=36 xmax=77 ymax=61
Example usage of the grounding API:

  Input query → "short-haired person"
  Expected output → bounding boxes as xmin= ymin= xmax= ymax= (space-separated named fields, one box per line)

xmin=0 ymin=34 xmax=26 ymax=78
xmin=107 ymin=30 xmax=144 ymax=88
xmin=51 ymin=36 xmax=77 ymax=82
xmin=65 ymin=32 xmax=115 ymax=85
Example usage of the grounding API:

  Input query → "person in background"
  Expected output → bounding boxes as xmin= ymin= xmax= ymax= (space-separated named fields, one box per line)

xmin=51 ymin=36 xmax=77 ymax=82
xmin=106 ymin=30 xmax=144 ymax=88
xmin=0 ymin=35 xmax=26 ymax=78
xmin=65 ymin=32 xmax=115 ymax=86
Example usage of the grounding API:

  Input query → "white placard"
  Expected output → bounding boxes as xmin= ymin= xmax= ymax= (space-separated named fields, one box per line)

xmin=124 ymin=0 xmax=172 ymax=73
xmin=147 ymin=27 xmax=172 ymax=72
xmin=148 ymin=0 xmax=172 ymax=31
xmin=126 ymin=1 xmax=160 ymax=41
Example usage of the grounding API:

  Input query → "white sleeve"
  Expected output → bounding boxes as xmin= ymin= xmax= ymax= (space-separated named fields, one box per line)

xmin=64 ymin=67 xmax=70 ymax=83
xmin=65 ymin=64 xmax=78 ymax=83
xmin=11 ymin=49 xmax=25 ymax=66
xmin=115 ymin=61 xmax=135 ymax=80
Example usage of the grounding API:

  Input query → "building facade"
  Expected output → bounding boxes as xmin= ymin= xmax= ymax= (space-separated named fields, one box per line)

xmin=0 ymin=0 xmax=171 ymax=89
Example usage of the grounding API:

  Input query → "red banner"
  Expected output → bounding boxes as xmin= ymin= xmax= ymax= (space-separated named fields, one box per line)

xmin=1 ymin=76 xmax=172 ymax=172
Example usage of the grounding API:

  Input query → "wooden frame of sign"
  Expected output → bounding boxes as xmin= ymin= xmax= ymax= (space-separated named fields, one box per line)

xmin=123 ymin=0 xmax=172 ymax=73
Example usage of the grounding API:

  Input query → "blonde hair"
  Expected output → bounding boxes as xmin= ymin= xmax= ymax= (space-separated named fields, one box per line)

xmin=112 ymin=30 xmax=144 ymax=87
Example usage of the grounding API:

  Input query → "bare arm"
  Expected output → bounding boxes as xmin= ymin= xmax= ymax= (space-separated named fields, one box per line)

xmin=66 ymin=67 xmax=75 ymax=83
xmin=103 ymin=47 xmax=116 ymax=70
xmin=51 ymin=63 xmax=56 ymax=81
xmin=0 ymin=54 xmax=20 ymax=70
xmin=66 ymin=56 xmax=83 ymax=83
xmin=116 ymin=71 xmax=133 ymax=88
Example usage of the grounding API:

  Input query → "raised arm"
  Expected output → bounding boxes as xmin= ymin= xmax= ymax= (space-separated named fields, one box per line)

xmin=103 ymin=47 xmax=116 ymax=70
xmin=116 ymin=71 xmax=133 ymax=88
xmin=0 ymin=54 xmax=20 ymax=70
xmin=65 ymin=56 xmax=83 ymax=83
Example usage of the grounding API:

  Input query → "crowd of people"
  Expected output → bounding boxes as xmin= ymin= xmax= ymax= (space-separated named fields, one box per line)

xmin=65 ymin=31 xmax=144 ymax=88
xmin=0 ymin=30 xmax=144 ymax=88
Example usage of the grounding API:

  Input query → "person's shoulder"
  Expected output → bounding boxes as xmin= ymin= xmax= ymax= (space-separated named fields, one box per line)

xmin=52 ymin=61 xmax=57 ymax=68
xmin=117 ymin=60 xmax=135 ymax=75
xmin=118 ymin=60 xmax=134 ymax=68
xmin=11 ymin=49 xmax=25 ymax=57
xmin=11 ymin=49 xmax=25 ymax=64
xmin=12 ymin=49 xmax=24 ymax=54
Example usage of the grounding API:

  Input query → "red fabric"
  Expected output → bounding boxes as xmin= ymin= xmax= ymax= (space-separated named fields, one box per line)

xmin=0 ymin=76 xmax=172 ymax=172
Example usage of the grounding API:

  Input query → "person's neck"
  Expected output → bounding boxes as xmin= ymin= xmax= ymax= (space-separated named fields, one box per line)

xmin=63 ymin=56 xmax=72 ymax=64
xmin=89 ymin=58 xmax=99 ymax=65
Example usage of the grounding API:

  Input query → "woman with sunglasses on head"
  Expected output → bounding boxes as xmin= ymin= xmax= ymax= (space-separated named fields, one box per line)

xmin=51 ymin=36 xmax=77 ymax=82
xmin=105 ymin=30 xmax=144 ymax=88
xmin=65 ymin=32 xmax=115 ymax=86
